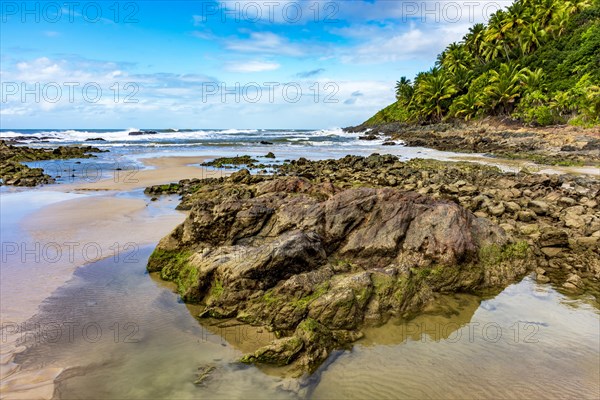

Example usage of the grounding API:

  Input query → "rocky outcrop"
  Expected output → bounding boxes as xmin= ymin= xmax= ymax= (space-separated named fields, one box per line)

xmin=152 ymin=154 xmax=600 ymax=296
xmin=0 ymin=140 xmax=107 ymax=186
xmin=276 ymin=156 xmax=600 ymax=293
xmin=148 ymin=169 xmax=531 ymax=375
xmin=345 ymin=118 xmax=600 ymax=166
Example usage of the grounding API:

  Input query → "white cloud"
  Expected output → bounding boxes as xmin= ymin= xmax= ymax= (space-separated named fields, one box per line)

xmin=225 ymin=60 xmax=281 ymax=73
xmin=224 ymin=31 xmax=305 ymax=56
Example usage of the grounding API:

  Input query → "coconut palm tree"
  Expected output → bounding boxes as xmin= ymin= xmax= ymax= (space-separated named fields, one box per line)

xmin=484 ymin=12 xmax=513 ymax=61
xmin=521 ymin=67 xmax=545 ymax=91
xmin=520 ymin=21 xmax=547 ymax=55
xmin=441 ymin=43 xmax=473 ymax=74
xmin=414 ymin=69 xmax=457 ymax=121
xmin=536 ymin=0 xmax=559 ymax=26
xmin=395 ymin=77 xmax=413 ymax=102
xmin=549 ymin=8 xmax=571 ymax=36
xmin=562 ymin=0 xmax=591 ymax=15
xmin=463 ymin=23 xmax=486 ymax=56
xmin=484 ymin=63 xmax=526 ymax=114
xmin=503 ymin=1 xmax=530 ymax=33
xmin=452 ymin=91 xmax=483 ymax=121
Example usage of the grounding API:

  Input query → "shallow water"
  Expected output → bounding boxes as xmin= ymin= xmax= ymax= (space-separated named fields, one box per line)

xmin=11 ymin=247 xmax=599 ymax=399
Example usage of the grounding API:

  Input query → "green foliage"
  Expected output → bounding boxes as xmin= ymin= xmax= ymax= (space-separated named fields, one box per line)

xmin=365 ymin=0 xmax=600 ymax=126
xmin=364 ymin=101 xmax=411 ymax=125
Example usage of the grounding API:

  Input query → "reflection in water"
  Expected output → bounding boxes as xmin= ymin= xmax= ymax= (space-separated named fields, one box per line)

xmin=312 ymin=278 xmax=599 ymax=399
xmin=11 ymin=249 xmax=600 ymax=399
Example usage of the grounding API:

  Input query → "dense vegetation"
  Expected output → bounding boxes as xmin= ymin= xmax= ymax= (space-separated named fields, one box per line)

xmin=366 ymin=0 xmax=600 ymax=127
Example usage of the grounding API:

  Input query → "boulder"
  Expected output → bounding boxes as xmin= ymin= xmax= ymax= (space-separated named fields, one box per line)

xmin=148 ymin=175 xmax=530 ymax=375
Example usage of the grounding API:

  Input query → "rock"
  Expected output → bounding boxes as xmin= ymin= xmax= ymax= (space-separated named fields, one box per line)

xmin=148 ymin=175 xmax=528 ymax=375
xmin=536 ymin=274 xmax=550 ymax=283
xmin=358 ymin=134 xmax=378 ymax=141
xmin=143 ymin=153 xmax=600 ymax=373
xmin=489 ymin=202 xmax=506 ymax=217
xmin=499 ymin=223 xmax=515 ymax=234
xmin=517 ymin=210 xmax=537 ymax=222
xmin=539 ymin=229 xmax=569 ymax=248
xmin=505 ymin=201 xmax=521 ymax=213
xmin=558 ymin=197 xmax=577 ymax=207
xmin=265 ymin=152 xmax=276 ymax=159
xmin=382 ymin=141 xmax=397 ymax=146
xmin=541 ymin=247 xmax=563 ymax=258
xmin=566 ymin=274 xmax=583 ymax=288
xmin=260 ymin=141 xmax=274 ymax=145
xmin=194 ymin=365 xmax=216 ymax=386
xmin=129 ymin=130 xmax=158 ymax=136
xmin=562 ymin=282 xmax=578 ymax=290
xmin=519 ymin=224 xmax=539 ymax=236
xmin=528 ymin=200 xmax=549 ymax=216
xmin=563 ymin=213 xmax=585 ymax=229
xmin=240 ymin=336 xmax=303 ymax=366
xmin=459 ymin=185 xmax=478 ymax=196
xmin=85 ymin=137 xmax=106 ymax=141
xmin=574 ymin=236 xmax=599 ymax=250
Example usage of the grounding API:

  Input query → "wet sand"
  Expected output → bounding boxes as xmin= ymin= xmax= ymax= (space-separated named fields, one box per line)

xmin=1 ymin=156 xmax=227 ymax=399
xmin=67 ymin=156 xmax=224 ymax=191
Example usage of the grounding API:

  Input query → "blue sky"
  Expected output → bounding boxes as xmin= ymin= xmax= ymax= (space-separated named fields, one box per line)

xmin=0 ymin=1 xmax=508 ymax=129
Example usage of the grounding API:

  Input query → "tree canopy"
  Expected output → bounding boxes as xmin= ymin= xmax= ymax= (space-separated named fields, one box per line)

xmin=368 ymin=0 xmax=600 ymax=127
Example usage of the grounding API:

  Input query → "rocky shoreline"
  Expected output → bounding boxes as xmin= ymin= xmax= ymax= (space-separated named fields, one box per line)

xmin=345 ymin=118 xmax=600 ymax=167
xmin=145 ymin=154 xmax=599 ymax=375
xmin=0 ymin=140 xmax=107 ymax=186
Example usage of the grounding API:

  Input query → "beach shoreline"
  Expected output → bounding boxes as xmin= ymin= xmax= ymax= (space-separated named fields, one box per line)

xmin=0 ymin=155 xmax=227 ymax=399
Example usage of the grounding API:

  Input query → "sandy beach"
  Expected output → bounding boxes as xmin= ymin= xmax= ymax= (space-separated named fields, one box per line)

xmin=0 ymin=155 xmax=227 ymax=399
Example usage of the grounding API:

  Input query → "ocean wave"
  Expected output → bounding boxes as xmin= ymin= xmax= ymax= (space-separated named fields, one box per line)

xmin=0 ymin=127 xmax=360 ymax=148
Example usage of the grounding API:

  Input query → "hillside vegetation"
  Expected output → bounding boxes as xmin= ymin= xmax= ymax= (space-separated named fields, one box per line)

xmin=366 ymin=0 xmax=600 ymax=127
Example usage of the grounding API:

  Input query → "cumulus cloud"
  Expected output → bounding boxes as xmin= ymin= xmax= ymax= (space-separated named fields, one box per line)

xmin=224 ymin=31 xmax=305 ymax=56
xmin=225 ymin=60 xmax=281 ymax=73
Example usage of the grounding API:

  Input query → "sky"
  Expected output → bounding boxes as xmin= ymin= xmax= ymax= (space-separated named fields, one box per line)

xmin=0 ymin=1 xmax=512 ymax=129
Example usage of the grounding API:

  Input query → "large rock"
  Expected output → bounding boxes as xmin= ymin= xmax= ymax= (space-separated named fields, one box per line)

xmin=148 ymin=175 xmax=530 ymax=375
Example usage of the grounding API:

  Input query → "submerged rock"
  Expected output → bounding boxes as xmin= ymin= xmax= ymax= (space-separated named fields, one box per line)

xmin=148 ymin=173 xmax=530 ymax=375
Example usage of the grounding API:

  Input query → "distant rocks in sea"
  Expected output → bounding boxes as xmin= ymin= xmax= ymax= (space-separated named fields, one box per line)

xmin=358 ymin=133 xmax=379 ymax=141
xmin=3 ymin=136 xmax=54 ymax=144
xmin=85 ymin=137 xmax=106 ymax=141
xmin=129 ymin=131 xmax=158 ymax=136
xmin=260 ymin=141 xmax=274 ymax=145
